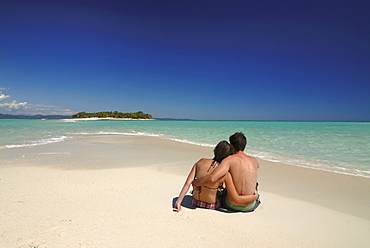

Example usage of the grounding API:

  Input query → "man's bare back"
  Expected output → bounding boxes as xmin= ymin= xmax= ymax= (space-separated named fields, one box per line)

xmin=227 ymin=151 xmax=258 ymax=196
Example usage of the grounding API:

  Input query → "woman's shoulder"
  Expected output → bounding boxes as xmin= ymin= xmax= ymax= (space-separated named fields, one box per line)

xmin=196 ymin=158 xmax=213 ymax=165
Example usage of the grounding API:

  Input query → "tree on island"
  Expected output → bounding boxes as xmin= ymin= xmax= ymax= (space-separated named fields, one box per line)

xmin=71 ymin=111 xmax=153 ymax=119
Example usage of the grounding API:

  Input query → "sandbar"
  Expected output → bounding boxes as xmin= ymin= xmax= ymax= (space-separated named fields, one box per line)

xmin=1 ymin=135 xmax=369 ymax=247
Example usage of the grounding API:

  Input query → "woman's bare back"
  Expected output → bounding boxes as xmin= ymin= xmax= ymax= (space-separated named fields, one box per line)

xmin=192 ymin=158 xmax=223 ymax=204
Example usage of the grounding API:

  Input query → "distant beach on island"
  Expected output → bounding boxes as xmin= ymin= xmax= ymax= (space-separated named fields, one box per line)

xmin=63 ymin=117 xmax=156 ymax=121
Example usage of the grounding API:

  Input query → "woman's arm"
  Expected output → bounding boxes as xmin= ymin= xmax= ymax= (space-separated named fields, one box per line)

xmin=223 ymin=173 xmax=258 ymax=205
xmin=173 ymin=163 xmax=197 ymax=212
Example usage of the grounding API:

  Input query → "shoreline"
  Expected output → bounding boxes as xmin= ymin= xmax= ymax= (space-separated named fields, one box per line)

xmin=1 ymin=120 xmax=368 ymax=180
xmin=2 ymin=130 xmax=369 ymax=179
xmin=1 ymin=135 xmax=369 ymax=247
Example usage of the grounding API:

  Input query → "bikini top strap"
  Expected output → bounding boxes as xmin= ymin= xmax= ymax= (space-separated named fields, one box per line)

xmin=207 ymin=160 xmax=218 ymax=172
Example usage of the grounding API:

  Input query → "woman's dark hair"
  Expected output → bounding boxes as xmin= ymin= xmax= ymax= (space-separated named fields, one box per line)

xmin=213 ymin=140 xmax=234 ymax=163
xmin=229 ymin=132 xmax=247 ymax=152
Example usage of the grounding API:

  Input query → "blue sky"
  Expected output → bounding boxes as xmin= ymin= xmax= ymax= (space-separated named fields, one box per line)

xmin=0 ymin=0 xmax=369 ymax=120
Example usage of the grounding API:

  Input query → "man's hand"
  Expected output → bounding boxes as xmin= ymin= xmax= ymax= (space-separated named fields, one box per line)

xmin=192 ymin=179 xmax=200 ymax=188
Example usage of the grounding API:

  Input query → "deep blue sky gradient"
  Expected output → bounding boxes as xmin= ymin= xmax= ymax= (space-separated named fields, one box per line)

xmin=1 ymin=0 xmax=369 ymax=120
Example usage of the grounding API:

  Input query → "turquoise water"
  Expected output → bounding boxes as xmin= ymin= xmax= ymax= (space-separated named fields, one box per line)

xmin=1 ymin=119 xmax=369 ymax=178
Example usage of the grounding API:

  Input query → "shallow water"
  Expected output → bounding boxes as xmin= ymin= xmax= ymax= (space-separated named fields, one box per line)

xmin=1 ymin=119 xmax=369 ymax=177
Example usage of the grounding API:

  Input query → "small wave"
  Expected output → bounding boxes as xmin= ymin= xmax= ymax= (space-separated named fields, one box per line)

xmin=1 ymin=136 xmax=69 ymax=149
xmin=147 ymin=137 xmax=370 ymax=178
xmin=133 ymin=132 xmax=162 ymax=137
xmin=249 ymin=150 xmax=370 ymax=178
xmin=167 ymin=138 xmax=214 ymax=147
xmin=0 ymin=131 xmax=163 ymax=150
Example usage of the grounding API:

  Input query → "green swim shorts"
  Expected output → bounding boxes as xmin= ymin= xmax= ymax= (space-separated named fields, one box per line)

xmin=224 ymin=197 xmax=259 ymax=212
xmin=221 ymin=188 xmax=261 ymax=212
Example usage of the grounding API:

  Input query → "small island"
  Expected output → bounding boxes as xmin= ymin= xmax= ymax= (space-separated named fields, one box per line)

xmin=71 ymin=111 xmax=154 ymax=120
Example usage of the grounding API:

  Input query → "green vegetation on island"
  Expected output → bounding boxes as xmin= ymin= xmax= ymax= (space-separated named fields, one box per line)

xmin=71 ymin=111 xmax=153 ymax=119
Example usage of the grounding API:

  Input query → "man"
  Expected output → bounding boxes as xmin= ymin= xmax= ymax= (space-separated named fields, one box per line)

xmin=192 ymin=132 xmax=260 ymax=212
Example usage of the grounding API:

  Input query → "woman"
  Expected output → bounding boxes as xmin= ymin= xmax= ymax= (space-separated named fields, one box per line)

xmin=174 ymin=141 xmax=258 ymax=211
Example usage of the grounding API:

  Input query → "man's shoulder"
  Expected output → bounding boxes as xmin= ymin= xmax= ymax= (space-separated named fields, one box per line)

xmin=230 ymin=152 xmax=258 ymax=167
xmin=227 ymin=153 xmax=240 ymax=160
xmin=225 ymin=153 xmax=243 ymax=168
xmin=244 ymin=154 xmax=259 ymax=169
xmin=229 ymin=152 xmax=248 ymax=161
xmin=221 ymin=155 xmax=237 ymax=164
xmin=244 ymin=154 xmax=258 ymax=165
xmin=240 ymin=152 xmax=257 ymax=160
xmin=246 ymin=154 xmax=257 ymax=161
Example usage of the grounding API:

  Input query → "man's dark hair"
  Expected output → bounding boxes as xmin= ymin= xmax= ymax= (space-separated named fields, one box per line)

xmin=229 ymin=132 xmax=247 ymax=152
xmin=213 ymin=140 xmax=234 ymax=163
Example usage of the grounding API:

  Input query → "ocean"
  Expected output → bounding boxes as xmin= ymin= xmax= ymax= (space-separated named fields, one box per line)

xmin=0 ymin=119 xmax=369 ymax=178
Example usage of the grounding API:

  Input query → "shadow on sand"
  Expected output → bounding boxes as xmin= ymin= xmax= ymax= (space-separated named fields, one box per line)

xmin=172 ymin=195 xmax=196 ymax=210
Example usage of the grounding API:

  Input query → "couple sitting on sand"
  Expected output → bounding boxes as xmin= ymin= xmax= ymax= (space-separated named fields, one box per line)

xmin=174 ymin=132 xmax=260 ymax=212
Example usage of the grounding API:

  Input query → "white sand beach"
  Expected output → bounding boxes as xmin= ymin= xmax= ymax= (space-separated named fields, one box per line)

xmin=1 ymin=135 xmax=369 ymax=247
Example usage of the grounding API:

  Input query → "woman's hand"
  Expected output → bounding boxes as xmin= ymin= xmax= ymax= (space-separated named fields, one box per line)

xmin=173 ymin=200 xmax=182 ymax=212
